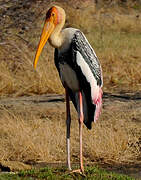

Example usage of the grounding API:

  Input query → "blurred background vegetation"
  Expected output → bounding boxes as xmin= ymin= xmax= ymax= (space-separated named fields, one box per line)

xmin=0 ymin=0 xmax=141 ymax=97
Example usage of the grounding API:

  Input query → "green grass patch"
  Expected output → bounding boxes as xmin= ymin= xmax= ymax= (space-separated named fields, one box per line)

xmin=0 ymin=166 xmax=135 ymax=180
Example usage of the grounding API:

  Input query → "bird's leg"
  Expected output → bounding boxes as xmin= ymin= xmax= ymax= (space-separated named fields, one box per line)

xmin=72 ymin=91 xmax=84 ymax=174
xmin=65 ymin=87 xmax=72 ymax=171
xmin=79 ymin=91 xmax=84 ymax=173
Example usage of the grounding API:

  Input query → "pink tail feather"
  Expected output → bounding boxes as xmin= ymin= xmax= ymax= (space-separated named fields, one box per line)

xmin=93 ymin=88 xmax=103 ymax=122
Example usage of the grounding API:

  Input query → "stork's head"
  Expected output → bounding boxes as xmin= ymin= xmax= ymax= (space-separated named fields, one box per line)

xmin=33 ymin=6 xmax=65 ymax=68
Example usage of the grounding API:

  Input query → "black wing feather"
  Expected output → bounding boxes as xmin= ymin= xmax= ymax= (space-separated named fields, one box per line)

xmin=72 ymin=30 xmax=103 ymax=86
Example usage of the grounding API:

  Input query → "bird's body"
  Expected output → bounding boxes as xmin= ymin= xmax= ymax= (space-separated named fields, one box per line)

xmin=33 ymin=6 xmax=103 ymax=173
xmin=54 ymin=28 xmax=103 ymax=129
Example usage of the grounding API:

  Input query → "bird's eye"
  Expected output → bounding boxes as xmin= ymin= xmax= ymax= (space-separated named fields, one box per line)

xmin=52 ymin=12 xmax=55 ymax=16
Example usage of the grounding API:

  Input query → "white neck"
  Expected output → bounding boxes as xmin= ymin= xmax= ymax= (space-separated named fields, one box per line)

xmin=48 ymin=24 xmax=63 ymax=48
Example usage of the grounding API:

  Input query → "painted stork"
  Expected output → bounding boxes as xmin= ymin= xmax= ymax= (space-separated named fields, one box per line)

xmin=33 ymin=5 xmax=103 ymax=173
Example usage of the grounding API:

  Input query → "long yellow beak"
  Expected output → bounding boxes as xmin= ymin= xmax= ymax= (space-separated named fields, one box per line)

xmin=33 ymin=19 xmax=54 ymax=69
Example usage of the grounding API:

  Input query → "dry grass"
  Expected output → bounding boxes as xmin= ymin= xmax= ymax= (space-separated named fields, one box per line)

xmin=0 ymin=1 xmax=141 ymax=96
xmin=0 ymin=101 xmax=140 ymax=165
xmin=0 ymin=40 xmax=63 ymax=97
xmin=0 ymin=0 xmax=141 ymax=169
xmin=0 ymin=109 xmax=66 ymax=162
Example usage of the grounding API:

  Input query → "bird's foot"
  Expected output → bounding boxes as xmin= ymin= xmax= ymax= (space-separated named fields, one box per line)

xmin=72 ymin=169 xmax=83 ymax=173
xmin=70 ymin=168 xmax=85 ymax=176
